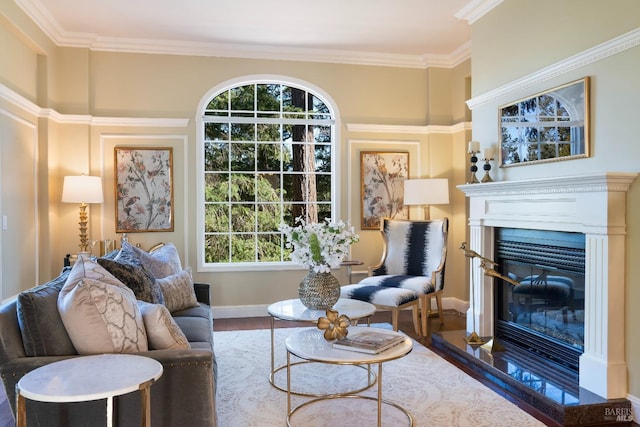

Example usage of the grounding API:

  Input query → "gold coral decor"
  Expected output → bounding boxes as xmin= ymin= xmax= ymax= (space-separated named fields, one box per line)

xmin=317 ymin=309 xmax=351 ymax=341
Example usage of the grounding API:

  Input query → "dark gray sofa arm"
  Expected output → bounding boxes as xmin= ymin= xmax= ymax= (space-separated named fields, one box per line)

xmin=193 ymin=282 xmax=211 ymax=305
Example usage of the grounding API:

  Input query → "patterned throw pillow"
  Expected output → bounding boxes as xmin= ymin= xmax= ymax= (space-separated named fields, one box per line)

xmin=137 ymin=301 xmax=190 ymax=350
xmin=114 ymin=241 xmax=144 ymax=267
xmin=134 ymin=243 xmax=182 ymax=278
xmin=156 ymin=267 xmax=199 ymax=312
xmin=57 ymin=257 xmax=148 ymax=355
xmin=97 ymin=258 xmax=164 ymax=304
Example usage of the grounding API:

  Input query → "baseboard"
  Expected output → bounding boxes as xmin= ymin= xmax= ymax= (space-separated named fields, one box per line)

xmin=212 ymin=296 xmax=468 ymax=319
xmin=627 ymin=393 xmax=639 ymax=423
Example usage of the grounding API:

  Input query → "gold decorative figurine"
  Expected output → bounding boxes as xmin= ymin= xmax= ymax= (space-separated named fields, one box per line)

xmin=317 ymin=308 xmax=351 ymax=341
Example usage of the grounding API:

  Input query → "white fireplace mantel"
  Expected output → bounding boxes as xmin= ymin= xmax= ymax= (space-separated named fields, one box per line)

xmin=458 ymin=172 xmax=637 ymax=399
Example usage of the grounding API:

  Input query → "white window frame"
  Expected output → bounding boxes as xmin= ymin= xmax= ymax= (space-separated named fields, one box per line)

xmin=195 ymin=75 xmax=341 ymax=272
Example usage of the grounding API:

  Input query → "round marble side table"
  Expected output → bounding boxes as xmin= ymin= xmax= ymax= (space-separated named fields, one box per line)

xmin=16 ymin=354 xmax=163 ymax=427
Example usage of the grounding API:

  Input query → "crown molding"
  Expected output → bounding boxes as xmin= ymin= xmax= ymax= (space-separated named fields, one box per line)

xmin=467 ymin=27 xmax=640 ymax=110
xmin=14 ymin=0 xmax=469 ymax=69
xmin=1 ymin=84 xmax=189 ymax=127
xmin=455 ymin=0 xmax=504 ymax=24
xmin=346 ymin=122 xmax=471 ymax=134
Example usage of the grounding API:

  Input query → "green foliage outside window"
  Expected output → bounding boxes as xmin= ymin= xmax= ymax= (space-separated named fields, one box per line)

xmin=202 ymin=82 xmax=334 ymax=265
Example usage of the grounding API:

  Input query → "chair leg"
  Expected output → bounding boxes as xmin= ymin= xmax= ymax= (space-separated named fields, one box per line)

xmin=412 ymin=304 xmax=421 ymax=336
xmin=421 ymin=296 xmax=428 ymax=338
xmin=435 ymin=292 xmax=444 ymax=324
xmin=391 ymin=308 xmax=399 ymax=331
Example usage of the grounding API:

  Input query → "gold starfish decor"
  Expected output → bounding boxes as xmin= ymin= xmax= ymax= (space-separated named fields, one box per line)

xmin=317 ymin=308 xmax=351 ymax=341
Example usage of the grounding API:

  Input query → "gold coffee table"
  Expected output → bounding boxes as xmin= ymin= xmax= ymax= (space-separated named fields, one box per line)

xmin=268 ymin=298 xmax=376 ymax=395
xmin=285 ymin=327 xmax=413 ymax=427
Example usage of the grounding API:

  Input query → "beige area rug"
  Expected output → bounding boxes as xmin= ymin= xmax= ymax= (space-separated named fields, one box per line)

xmin=214 ymin=326 xmax=545 ymax=427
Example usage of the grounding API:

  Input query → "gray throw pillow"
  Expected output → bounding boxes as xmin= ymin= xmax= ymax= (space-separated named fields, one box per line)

xmin=17 ymin=270 xmax=77 ymax=357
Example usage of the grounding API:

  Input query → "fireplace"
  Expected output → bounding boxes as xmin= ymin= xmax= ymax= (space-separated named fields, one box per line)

xmin=494 ymin=227 xmax=585 ymax=371
xmin=458 ymin=172 xmax=637 ymax=400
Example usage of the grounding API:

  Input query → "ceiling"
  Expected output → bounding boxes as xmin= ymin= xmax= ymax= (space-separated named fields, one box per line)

xmin=14 ymin=0 xmax=500 ymax=68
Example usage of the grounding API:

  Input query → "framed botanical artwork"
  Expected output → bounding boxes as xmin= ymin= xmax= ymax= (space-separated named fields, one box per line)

xmin=360 ymin=151 xmax=409 ymax=230
xmin=499 ymin=77 xmax=590 ymax=167
xmin=115 ymin=147 xmax=174 ymax=232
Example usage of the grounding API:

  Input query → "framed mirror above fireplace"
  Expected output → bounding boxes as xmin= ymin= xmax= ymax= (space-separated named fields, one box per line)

xmin=499 ymin=77 xmax=590 ymax=167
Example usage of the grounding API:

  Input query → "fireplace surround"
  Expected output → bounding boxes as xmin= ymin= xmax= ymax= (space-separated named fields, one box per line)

xmin=458 ymin=172 xmax=637 ymax=399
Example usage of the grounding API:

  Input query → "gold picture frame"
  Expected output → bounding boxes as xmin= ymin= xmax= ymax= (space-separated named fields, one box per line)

xmin=360 ymin=151 xmax=409 ymax=230
xmin=115 ymin=147 xmax=174 ymax=232
xmin=499 ymin=77 xmax=590 ymax=166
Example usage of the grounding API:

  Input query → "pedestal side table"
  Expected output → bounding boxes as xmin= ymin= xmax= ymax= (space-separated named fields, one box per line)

xmin=16 ymin=354 xmax=163 ymax=427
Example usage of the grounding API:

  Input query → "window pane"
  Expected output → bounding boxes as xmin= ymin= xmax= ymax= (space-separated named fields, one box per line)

xmin=282 ymin=174 xmax=305 ymax=202
xmin=205 ymin=173 xmax=229 ymax=202
xmin=205 ymin=141 xmax=228 ymax=171
xmin=231 ymin=123 xmax=255 ymax=141
xmin=257 ymin=84 xmax=281 ymax=112
xmin=205 ymin=204 xmax=229 ymax=232
xmin=231 ymin=234 xmax=256 ymax=262
xmin=257 ymin=144 xmax=281 ymax=171
xmin=230 ymin=143 xmax=255 ymax=171
xmin=257 ymin=233 xmax=283 ymax=261
xmin=204 ymin=123 xmax=229 ymax=141
xmin=309 ymin=93 xmax=329 ymax=114
xmin=230 ymin=173 xmax=255 ymax=201
xmin=257 ymin=123 xmax=281 ymax=142
xmin=256 ymin=173 xmax=281 ymax=201
xmin=206 ymin=92 xmax=228 ymax=111
xmin=257 ymin=203 xmax=282 ymax=231
xmin=205 ymin=234 xmax=230 ymax=263
xmin=230 ymin=85 xmax=254 ymax=111
xmin=316 ymin=175 xmax=331 ymax=201
xmin=231 ymin=204 xmax=255 ymax=232
xmin=313 ymin=126 xmax=331 ymax=143
xmin=282 ymin=86 xmax=305 ymax=114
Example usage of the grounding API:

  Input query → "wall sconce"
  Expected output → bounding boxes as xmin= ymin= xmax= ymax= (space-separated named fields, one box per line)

xmin=62 ymin=175 xmax=104 ymax=255
xmin=403 ymin=178 xmax=450 ymax=220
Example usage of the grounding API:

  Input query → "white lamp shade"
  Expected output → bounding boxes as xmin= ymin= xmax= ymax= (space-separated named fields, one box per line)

xmin=403 ymin=178 xmax=450 ymax=206
xmin=61 ymin=175 xmax=104 ymax=204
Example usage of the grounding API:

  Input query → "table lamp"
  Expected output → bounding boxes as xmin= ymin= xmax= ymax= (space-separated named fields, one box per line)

xmin=403 ymin=178 xmax=449 ymax=220
xmin=62 ymin=175 xmax=104 ymax=255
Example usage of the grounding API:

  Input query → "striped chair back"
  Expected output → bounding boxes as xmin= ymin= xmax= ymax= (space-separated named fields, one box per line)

xmin=372 ymin=218 xmax=448 ymax=291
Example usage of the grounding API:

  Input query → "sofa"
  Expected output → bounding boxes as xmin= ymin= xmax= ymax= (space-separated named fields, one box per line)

xmin=0 ymin=243 xmax=217 ymax=426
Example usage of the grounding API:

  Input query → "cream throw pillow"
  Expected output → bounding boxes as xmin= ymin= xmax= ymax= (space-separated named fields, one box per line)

xmin=138 ymin=301 xmax=190 ymax=350
xmin=57 ymin=257 xmax=148 ymax=355
xmin=156 ymin=267 xmax=199 ymax=312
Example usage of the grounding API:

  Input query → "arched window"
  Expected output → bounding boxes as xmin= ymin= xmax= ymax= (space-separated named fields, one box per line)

xmin=197 ymin=78 xmax=337 ymax=270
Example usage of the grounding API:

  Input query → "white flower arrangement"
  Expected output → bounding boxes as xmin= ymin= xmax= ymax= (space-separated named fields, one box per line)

xmin=279 ymin=217 xmax=359 ymax=273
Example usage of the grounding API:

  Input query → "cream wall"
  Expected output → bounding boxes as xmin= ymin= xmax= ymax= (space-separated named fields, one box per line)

xmin=469 ymin=0 xmax=640 ymax=402
xmin=0 ymin=3 xmax=471 ymax=314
